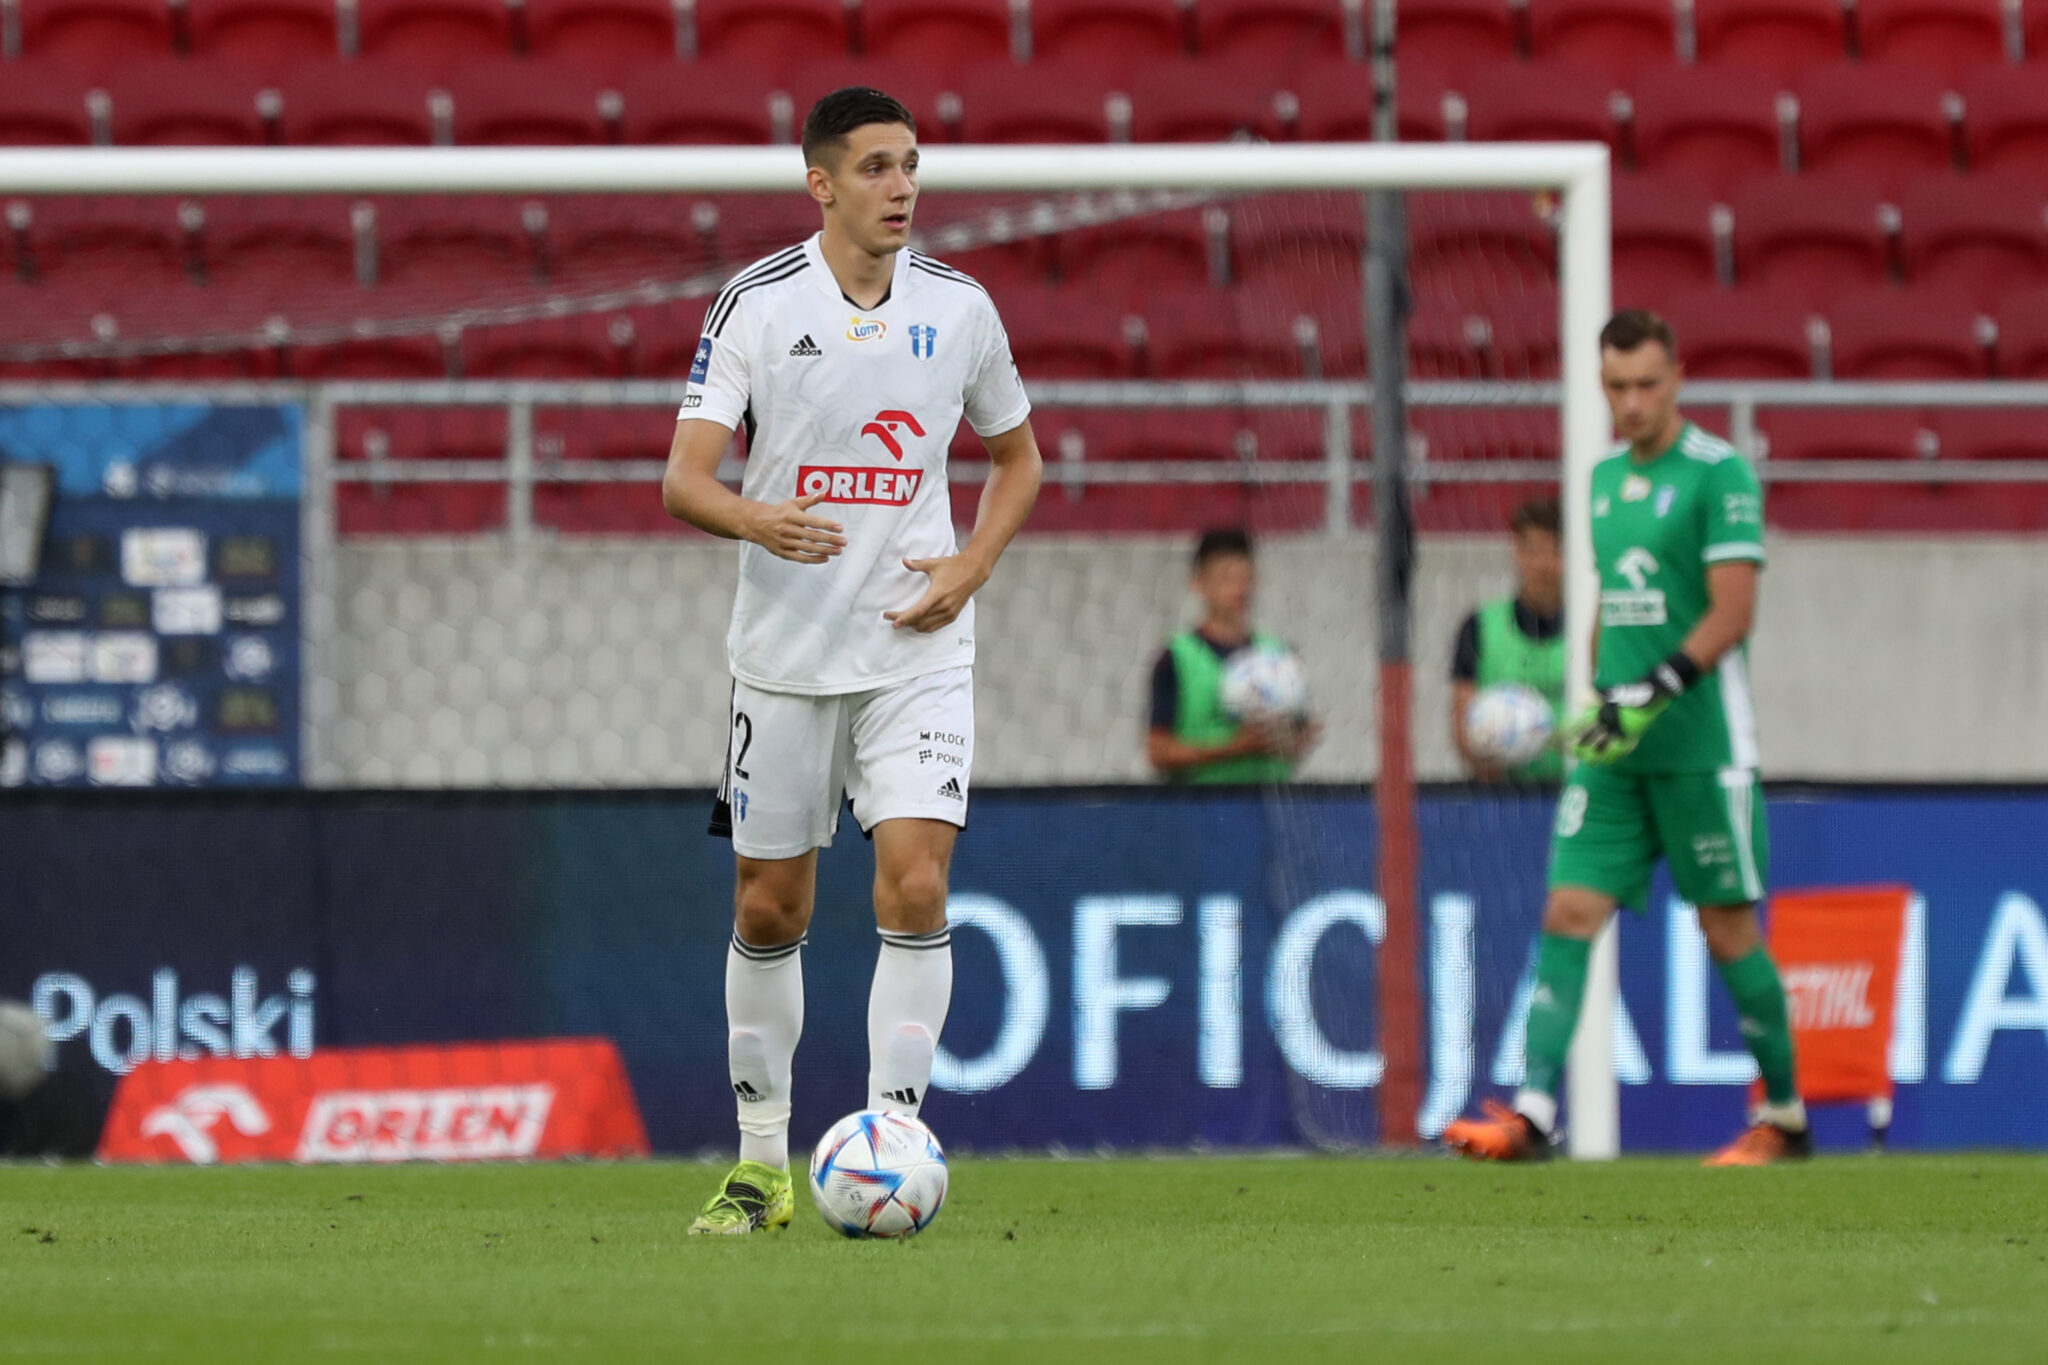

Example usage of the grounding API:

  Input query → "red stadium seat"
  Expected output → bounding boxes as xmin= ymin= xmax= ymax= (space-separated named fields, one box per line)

xmin=443 ymin=61 xmax=612 ymax=145
xmin=1627 ymin=64 xmax=1784 ymax=196
xmin=1757 ymin=408 xmax=1929 ymax=462
xmin=1000 ymin=291 xmax=1139 ymax=377
xmin=1691 ymin=0 xmax=1845 ymax=83
xmin=1031 ymin=0 xmax=1186 ymax=66
xmin=1395 ymin=0 xmax=1517 ymax=76
xmin=103 ymin=59 xmax=271 ymax=145
xmin=1124 ymin=63 xmax=1284 ymax=143
xmin=187 ymin=195 xmax=358 ymax=303
xmin=1825 ymin=287 xmax=1993 ymax=378
xmin=1897 ymin=174 xmax=2048 ymax=309
xmin=693 ymin=0 xmax=849 ymax=68
xmin=524 ymin=0 xmax=677 ymax=74
xmin=1230 ymin=194 xmax=1365 ymax=295
xmin=1052 ymin=206 xmax=1215 ymax=300
xmin=533 ymin=406 xmax=676 ymax=462
xmin=15 ymin=0 xmax=173 ymax=73
xmin=1612 ymin=175 xmax=1721 ymax=305
xmin=185 ymin=0 xmax=337 ymax=73
xmin=1958 ymin=64 xmax=2048 ymax=178
xmin=3 ymin=196 xmax=189 ymax=288
xmin=1932 ymin=409 xmax=2048 ymax=461
xmin=276 ymin=60 xmax=440 ymax=145
xmin=461 ymin=314 xmax=637 ymax=378
xmin=1796 ymin=64 xmax=1959 ymax=197
xmin=1141 ymin=290 xmax=1314 ymax=379
xmin=287 ymin=331 xmax=448 ymax=378
xmin=1459 ymin=61 xmax=1621 ymax=148
xmin=1730 ymin=175 xmax=1892 ymax=310
xmin=614 ymin=63 xmax=780 ymax=144
xmin=1193 ymin=0 xmax=1349 ymax=73
xmin=1407 ymin=190 xmax=1558 ymax=299
xmin=353 ymin=0 xmax=514 ymax=72
xmin=859 ymin=0 xmax=1013 ymax=66
xmin=0 ymin=65 xmax=97 ymax=145
xmin=2030 ymin=2 xmax=2048 ymax=63
xmin=1661 ymin=288 xmax=1815 ymax=378
xmin=1284 ymin=60 xmax=1392 ymax=141
xmin=1857 ymin=0 xmax=2008 ymax=84
xmin=1410 ymin=407 xmax=1561 ymax=465
xmin=1524 ymin=0 xmax=1678 ymax=84
xmin=533 ymin=196 xmax=713 ymax=292
xmin=1996 ymin=289 xmax=2048 ymax=377
xmin=122 ymin=347 xmax=279 ymax=380
xmin=952 ymin=61 xmax=1114 ymax=142
xmin=366 ymin=196 xmax=540 ymax=306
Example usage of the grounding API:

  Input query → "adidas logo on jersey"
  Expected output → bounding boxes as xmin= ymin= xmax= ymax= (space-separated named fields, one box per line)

xmin=937 ymin=777 xmax=963 ymax=801
xmin=788 ymin=334 xmax=822 ymax=357
xmin=881 ymin=1087 xmax=920 ymax=1106
xmin=733 ymin=1080 xmax=765 ymax=1102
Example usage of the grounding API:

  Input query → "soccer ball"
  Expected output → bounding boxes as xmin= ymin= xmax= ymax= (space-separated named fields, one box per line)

xmin=809 ymin=1110 xmax=949 ymax=1239
xmin=1463 ymin=683 xmax=1556 ymax=768
xmin=1220 ymin=643 xmax=1311 ymax=723
xmin=0 ymin=1000 xmax=52 ymax=1100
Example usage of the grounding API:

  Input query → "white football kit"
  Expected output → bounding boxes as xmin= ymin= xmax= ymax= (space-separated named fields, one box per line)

xmin=682 ymin=231 xmax=1030 ymax=858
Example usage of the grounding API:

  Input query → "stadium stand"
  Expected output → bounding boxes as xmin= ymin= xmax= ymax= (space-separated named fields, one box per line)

xmin=1459 ymin=61 xmax=1621 ymax=147
xmin=274 ymin=59 xmax=442 ymax=145
xmin=523 ymin=0 xmax=676 ymax=72
xmin=441 ymin=60 xmax=613 ymax=145
xmin=185 ymin=0 xmax=339 ymax=72
xmin=1729 ymin=175 xmax=1894 ymax=310
xmin=352 ymin=0 xmax=517 ymax=71
xmin=0 ymin=63 xmax=99 ymax=145
xmin=1896 ymin=174 xmax=2048 ymax=309
xmin=13 ymin=0 xmax=174 ymax=73
xmin=1857 ymin=0 xmax=2010 ymax=84
xmin=1689 ymin=0 xmax=1848 ymax=82
xmin=1825 ymin=286 xmax=1994 ymax=379
xmin=1957 ymin=64 xmax=2048 ymax=178
xmin=1611 ymin=175 xmax=1722 ymax=303
xmin=1524 ymin=0 xmax=1679 ymax=84
xmin=1660 ymin=288 xmax=1816 ymax=379
xmin=692 ymin=0 xmax=849 ymax=68
xmin=1794 ymin=63 xmax=1960 ymax=195
xmin=102 ymin=57 xmax=274 ymax=145
xmin=1191 ymin=0 xmax=1352 ymax=70
xmin=859 ymin=0 xmax=1015 ymax=66
xmin=1626 ymin=64 xmax=1786 ymax=193
xmin=1393 ymin=0 xmax=1518 ymax=74
xmin=1031 ymin=0 xmax=1188 ymax=67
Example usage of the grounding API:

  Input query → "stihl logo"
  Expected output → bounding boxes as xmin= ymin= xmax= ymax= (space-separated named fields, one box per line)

xmin=860 ymin=409 xmax=924 ymax=460
xmin=1784 ymin=963 xmax=1877 ymax=1030
xmin=797 ymin=466 xmax=924 ymax=506
xmin=295 ymin=1085 xmax=555 ymax=1163
xmin=139 ymin=1083 xmax=272 ymax=1164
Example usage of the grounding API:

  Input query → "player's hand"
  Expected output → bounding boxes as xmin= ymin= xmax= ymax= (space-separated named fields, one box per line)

xmin=886 ymin=553 xmax=989 ymax=633
xmin=1565 ymin=683 xmax=1672 ymax=765
xmin=747 ymin=492 xmax=846 ymax=564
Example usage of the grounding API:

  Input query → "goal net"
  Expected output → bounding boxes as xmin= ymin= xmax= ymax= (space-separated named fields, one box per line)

xmin=0 ymin=144 xmax=1615 ymax=1157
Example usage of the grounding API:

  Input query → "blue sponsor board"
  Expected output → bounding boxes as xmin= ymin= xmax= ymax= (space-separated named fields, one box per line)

xmin=1 ymin=790 xmax=2043 ymax=1153
xmin=0 ymin=405 xmax=300 ymax=787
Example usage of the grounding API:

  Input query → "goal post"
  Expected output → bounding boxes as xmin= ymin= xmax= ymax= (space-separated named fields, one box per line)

xmin=0 ymin=141 xmax=1616 ymax=1156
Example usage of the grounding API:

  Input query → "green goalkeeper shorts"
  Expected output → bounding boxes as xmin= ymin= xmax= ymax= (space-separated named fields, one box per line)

xmin=1547 ymin=763 xmax=1769 ymax=911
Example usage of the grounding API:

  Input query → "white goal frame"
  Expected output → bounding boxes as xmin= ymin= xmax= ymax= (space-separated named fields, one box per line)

xmin=0 ymin=142 xmax=1620 ymax=1158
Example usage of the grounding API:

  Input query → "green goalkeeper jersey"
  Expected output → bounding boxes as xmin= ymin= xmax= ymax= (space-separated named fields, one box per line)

xmin=1590 ymin=421 xmax=1765 ymax=773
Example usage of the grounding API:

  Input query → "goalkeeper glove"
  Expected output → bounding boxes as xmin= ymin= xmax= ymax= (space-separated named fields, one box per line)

xmin=1567 ymin=651 xmax=1699 ymax=765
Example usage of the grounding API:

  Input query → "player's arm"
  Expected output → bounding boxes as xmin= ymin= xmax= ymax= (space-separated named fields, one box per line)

xmin=886 ymin=418 xmax=1041 ymax=632
xmin=1679 ymin=561 xmax=1757 ymax=671
xmin=1447 ymin=612 xmax=1500 ymax=780
xmin=660 ymin=419 xmax=846 ymax=563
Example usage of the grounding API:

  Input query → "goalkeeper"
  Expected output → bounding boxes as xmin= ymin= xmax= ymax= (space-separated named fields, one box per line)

xmin=1444 ymin=310 xmax=1806 ymax=1167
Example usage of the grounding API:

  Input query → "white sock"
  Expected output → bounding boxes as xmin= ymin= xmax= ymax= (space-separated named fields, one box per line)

xmin=1514 ymin=1089 xmax=1558 ymax=1138
xmin=867 ymin=926 xmax=953 ymax=1114
xmin=727 ymin=931 xmax=804 ymax=1169
xmin=1755 ymin=1097 xmax=1809 ymax=1133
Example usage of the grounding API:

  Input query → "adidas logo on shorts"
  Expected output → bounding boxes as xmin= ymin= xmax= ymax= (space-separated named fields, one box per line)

xmin=788 ymin=334 xmax=822 ymax=357
xmin=937 ymin=777 xmax=963 ymax=801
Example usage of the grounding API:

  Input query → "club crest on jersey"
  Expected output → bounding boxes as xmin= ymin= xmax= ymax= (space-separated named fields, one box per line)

xmin=909 ymin=324 xmax=937 ymax=359
xmin=1655 ymin=485 xmax=1676 ymax=517
xmin=846 ymin=315 xmax=887 ymax=342
xmin=1621 ymin=473 xmax=1652 ymax=502
xmin=860 ymin=409 xmax=925 ymax=460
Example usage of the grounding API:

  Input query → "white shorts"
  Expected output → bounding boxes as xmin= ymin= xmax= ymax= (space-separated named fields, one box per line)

xmin=711 ymin=666 xmax=973 ymax=860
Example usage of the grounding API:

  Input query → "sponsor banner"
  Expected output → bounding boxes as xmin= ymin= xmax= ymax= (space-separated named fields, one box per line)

xmin=6 ymin=790 xmax=2047 ymax=1154
xmin=98 ymin=1039 xmax=649 ymax=1165
xmin=0 ymin=404 xmax=300 ymax=786
xmin=796 ymin=465 xmax=923 ymax=506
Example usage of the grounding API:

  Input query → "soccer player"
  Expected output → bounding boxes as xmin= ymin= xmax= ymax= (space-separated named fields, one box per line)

xmin=1146 ymin=528 xmax=1319 ymax=782
xmin=1442 ymin=310 xmax=1806 ymax=1166
xmin=1450 ymin=496 xmax=1565 ymax=783
xmin=661 ymin=87 xmax=1042 ymax=1232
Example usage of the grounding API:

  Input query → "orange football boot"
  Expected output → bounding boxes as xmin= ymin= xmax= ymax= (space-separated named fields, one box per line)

xmin=1703 ymin=1121 xmax=1813 ymax=1167
xmin=1442 ymin=1100 xmax=1551 ymax=1162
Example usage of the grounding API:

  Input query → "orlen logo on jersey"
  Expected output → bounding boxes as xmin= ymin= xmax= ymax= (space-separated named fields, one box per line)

xmin=798 ymin=466 xmax=924 ymax=506
xmin=845 ymin=315 xmax=887 ymax=342
xmin=861 ymin=409 xmax=924 ymax=460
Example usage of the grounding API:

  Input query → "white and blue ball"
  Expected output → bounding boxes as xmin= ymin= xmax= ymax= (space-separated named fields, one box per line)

xmin=1463 ymin=682 xmax=1556 ymax=768
xmin=1220 ymin=643 xmax=1312 ymax=724
xmin=809 ymin=1110 xmax=949 ymax=1239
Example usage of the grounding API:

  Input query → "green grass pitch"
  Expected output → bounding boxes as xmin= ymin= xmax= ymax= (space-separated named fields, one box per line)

xmin=2 ymin=1155 xmax=2044 ymax=1362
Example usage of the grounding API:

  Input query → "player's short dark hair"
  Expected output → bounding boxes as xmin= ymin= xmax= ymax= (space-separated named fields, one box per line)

xmin=1510 ymin=496 xmax=1561 ymax=539
xmin=1193 ymin=527 xmax=1253 ymax=568
xmin=801 ymin=87 xmax=917 ymax=168
xmin=1600 ymin=309 xmax=1678 ymax=358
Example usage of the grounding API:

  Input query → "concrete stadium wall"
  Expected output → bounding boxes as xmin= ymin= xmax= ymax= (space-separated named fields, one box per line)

xmin=317 ymin=535 xmax=2048 ymax=786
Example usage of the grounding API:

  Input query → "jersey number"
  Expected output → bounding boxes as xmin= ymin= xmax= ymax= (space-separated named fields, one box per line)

xmin=731 ymin=711 xmax=754 ymax=781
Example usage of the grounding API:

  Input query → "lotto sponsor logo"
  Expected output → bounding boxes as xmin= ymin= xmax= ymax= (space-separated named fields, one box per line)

xmin=297 ymin=1085 xmax=555 ymax=1163
xmin=845 ymin=315 xmax=887 ymax=342
xmin=797 ymin=466 xmax=924 ymax=506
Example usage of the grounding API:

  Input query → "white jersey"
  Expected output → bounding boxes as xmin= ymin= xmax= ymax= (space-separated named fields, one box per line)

xmin=682 ymin=231 xmax=1031 ymax=695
